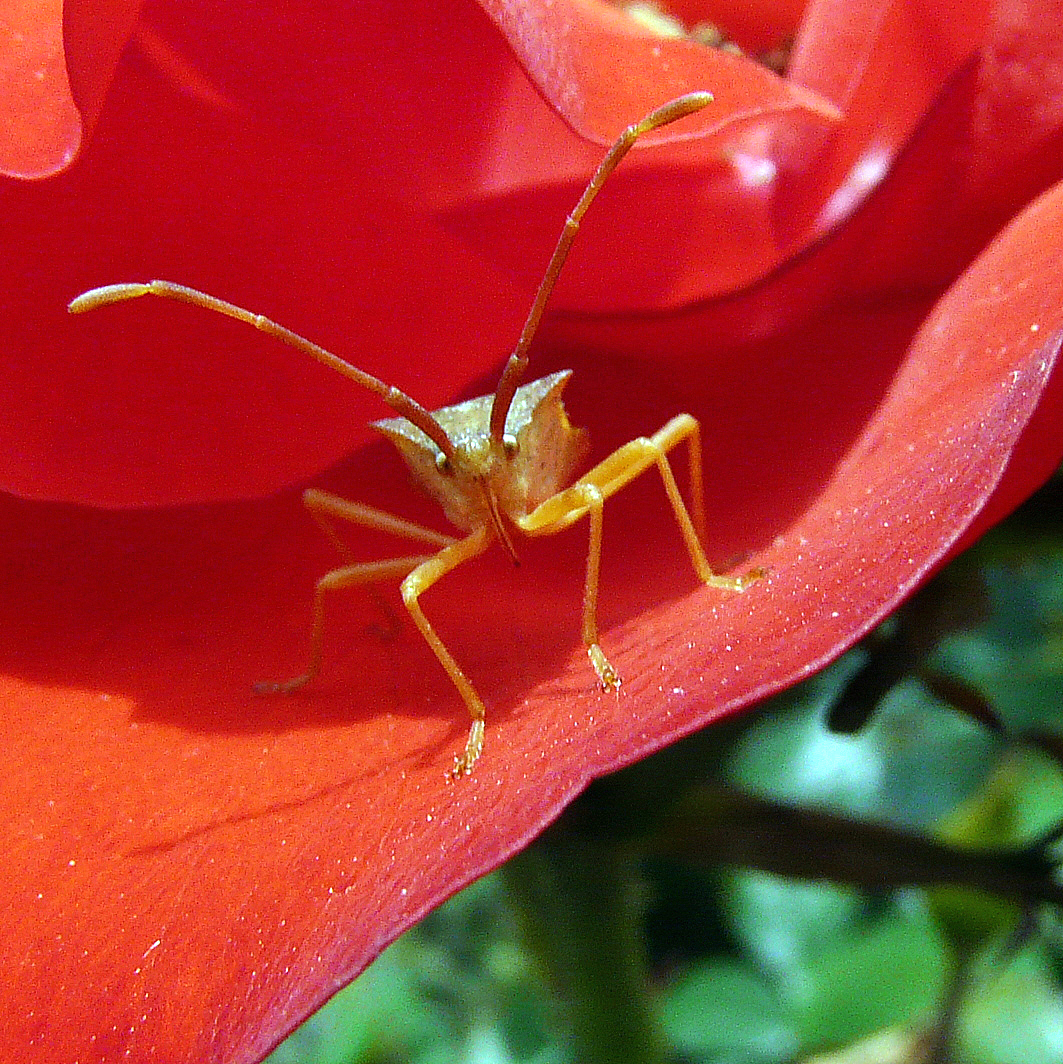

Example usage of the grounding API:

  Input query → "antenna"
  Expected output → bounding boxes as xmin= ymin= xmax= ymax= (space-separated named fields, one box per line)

xmin=488 ymin=91 xmax=714 ymax=444
xmin=69 ymin=281 xmax=458 ymax=463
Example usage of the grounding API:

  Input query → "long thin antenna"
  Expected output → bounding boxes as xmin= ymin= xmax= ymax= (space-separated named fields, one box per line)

xmin=488 ymin=92 xmax=714 ymax=444
xmin=69 ymin=281 xmax=457 ymax=462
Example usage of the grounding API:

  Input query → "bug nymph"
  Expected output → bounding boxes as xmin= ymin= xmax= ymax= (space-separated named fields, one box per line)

xmin=69 ymin=92 xmax=761 ymax=778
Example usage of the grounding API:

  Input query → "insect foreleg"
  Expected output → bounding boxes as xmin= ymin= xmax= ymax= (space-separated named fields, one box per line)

xmin=400 ymin=526 xmax=494 ymax=777
xmin=516 ymin=414 xmax=761 ymax=694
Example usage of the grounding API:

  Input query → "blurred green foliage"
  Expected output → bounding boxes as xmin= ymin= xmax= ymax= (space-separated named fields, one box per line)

xmin=267 ymin=469 xmax=1063 ymax=1064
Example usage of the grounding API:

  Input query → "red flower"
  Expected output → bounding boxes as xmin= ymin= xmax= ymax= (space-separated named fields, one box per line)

xmin=2 ymin=0 xmax=1061 ymax=1060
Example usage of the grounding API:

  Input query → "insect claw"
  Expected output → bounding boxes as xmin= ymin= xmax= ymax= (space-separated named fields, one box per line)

xmin=703 ymin=566 xmax=767 ymax=592
xmin=588 ymin=644 xmax=621 ymax=691
xmin=450 ymin=719 xmax=485 ymax=779
xmin=737 ymin=566 xmax=769 ymax=589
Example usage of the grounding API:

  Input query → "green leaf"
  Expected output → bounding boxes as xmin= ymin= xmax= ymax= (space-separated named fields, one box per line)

xmin=661 ymin=958 xmax=796 ymax=1064
xmin=791 ymin=900 xmax=948 ymax=1052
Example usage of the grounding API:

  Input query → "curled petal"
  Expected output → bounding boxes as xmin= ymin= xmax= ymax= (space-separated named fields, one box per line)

xmin=0 ymin=0 xmax=81 ymax=178
xmin=777 ymin=0 xmax=993 ymax=240
xmin=479 ymin=0 xmax=836 ymax=144
xmin=0 ymin=0 xmax=143 ymax=178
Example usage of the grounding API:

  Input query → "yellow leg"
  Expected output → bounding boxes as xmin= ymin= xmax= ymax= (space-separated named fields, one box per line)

xmin=303 ymin=488 xmax=456 ymax=559
xmin=257 ymin=490 xmax=455 ymax=693
xmin=568 ymin=482 xmax=620 ymax=690
xmin=255 ymin=556 xmax=433 ymax=694
xmin=401 ymin=526 xmax=493 ymax=777
xmin=516 ymin=413 xmax=762 ymax=691
xmin=682 ymin=417 xmax=708 ymax=549
xmin=647 ymin=417 xmax=757 ymax=591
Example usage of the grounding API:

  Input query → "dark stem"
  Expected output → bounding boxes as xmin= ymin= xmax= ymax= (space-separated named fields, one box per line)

xmin=501 ymin=826 xmax=665 ymax=1064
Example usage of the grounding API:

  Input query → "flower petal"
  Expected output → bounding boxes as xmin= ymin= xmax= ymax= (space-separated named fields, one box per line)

xmin=0 ymin=28 xmax=530 ymax=506
xmin=4 ymin=182 xmax=1060 ymax=1059
xmin=0 ymin=0 xmax=81 ymax=177
xmin=447 ymin=0 xmax=842 ymax=311
xmin=777 ymin=0 xmax=994 ymax=241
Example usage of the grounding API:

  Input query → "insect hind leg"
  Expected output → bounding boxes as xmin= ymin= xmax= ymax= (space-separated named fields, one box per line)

xmin=257 ymin=489 xmax=455 ymax=695
xmin=255 ymin=555 xmax=433 ymax=695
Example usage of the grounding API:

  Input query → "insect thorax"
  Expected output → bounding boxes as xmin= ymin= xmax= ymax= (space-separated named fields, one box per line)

xmin=373 ymin=370 xmax=589 ymax=533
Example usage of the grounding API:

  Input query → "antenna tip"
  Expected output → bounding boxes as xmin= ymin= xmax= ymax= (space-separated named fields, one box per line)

xmin=638 ymin=91 xmax=715 ymax=134
xmin=68 ymin=283 xmax=151 ymax=314
xmin=680 ymin=91 xmax=715 ymax=110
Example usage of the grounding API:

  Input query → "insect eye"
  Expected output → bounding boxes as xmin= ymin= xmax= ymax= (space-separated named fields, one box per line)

xmin=435 ymin=451 xmax=452 ymax=475
xmin=502 ymin=434 xmax=519 ymax=458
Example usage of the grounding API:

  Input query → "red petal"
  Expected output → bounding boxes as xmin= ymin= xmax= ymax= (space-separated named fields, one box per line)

xmin=63 ymin=0 xmax=144 ymax=144
xmin=0 ymin=0 xmax=144 ymax=178
xmin=960 ymin=0 xmax=1063 ymax=196
xmin=8 ymin=0 xmax=1063 ymax=509
xmin=1 ymin=0 xmax=840 ymax=506
xmin=0 ymin=0 xmax=81 ymax=177
xmin=772 ymin=0 xmax=994 ymax=243
xmin=5 ymin=178 xmax=1061 ymax=1060
xmin=0 ymin=26 xmax=529 ymax=505
xmin=662 ymin=0 xmax=807 ymax=54
xmin=479 ymin=0 xmax=835 ymax=143
xmin=453 ymin=0 xmax=842 ymax=311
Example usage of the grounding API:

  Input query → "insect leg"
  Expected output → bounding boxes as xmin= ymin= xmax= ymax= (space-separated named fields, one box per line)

xmin=515 ymin=416 xmax=761 ymax=692
xmin=571 ymin=483 xmax=620 ymax=690
xmin=511 ymin=477 xmax=623 ymax=691
xmin=303 ymin=488 xmax=456 ymax=562
xmin=258 ymin=490 xmax=455 ymax=694
xmin=400 ymin=526 xmax=494 ymax=777
xmin=518 ymin=416 xmax=758 ymax=590
xmin=256 ymin=555 xmax=434 ymax=695
xmin=544 ymin=417 xmax=756 ymax=589
xmin=647 ymin=416 xmax=762 ymax=590
xmin=301 ymin=490 xmax=458 ymax=635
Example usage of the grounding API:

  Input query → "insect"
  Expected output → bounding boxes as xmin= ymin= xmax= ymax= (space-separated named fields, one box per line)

xmin=69 ymin=92 xmax=761 ymax=777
